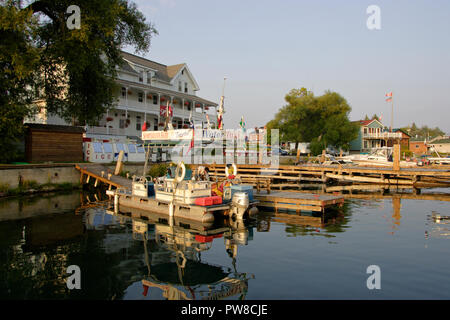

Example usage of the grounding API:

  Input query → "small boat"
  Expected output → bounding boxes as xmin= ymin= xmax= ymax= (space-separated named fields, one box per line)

xmin=111 ymin=162 xmax=259 ymax=223
xmin=341 ymin=147 xmax=416 ymax=167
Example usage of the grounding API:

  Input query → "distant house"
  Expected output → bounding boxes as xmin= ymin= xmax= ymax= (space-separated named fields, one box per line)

xmin=349 ymin=119 xmax=402 ymax=152
xmin=409 ymin=137 xmax=428 ymax=155
xmin=392 ymin=128 xmax=411 ymax=149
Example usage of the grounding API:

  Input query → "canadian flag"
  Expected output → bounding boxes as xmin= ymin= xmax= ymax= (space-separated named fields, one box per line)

xmin=385 ymin=92 xmax=393 ymax=102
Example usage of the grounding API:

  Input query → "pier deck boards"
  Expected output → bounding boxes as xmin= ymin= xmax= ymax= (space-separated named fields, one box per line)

xmin=194 ymin=163 xmax=450 ymax=187
xmin=75 ymin=164 xmax=131 ymax=190
xmin=254 ymin=190 xmax=344 ymax=213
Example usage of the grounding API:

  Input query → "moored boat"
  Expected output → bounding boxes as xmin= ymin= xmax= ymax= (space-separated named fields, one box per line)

xmin=111 ymin=162 xmax=259 ymax=223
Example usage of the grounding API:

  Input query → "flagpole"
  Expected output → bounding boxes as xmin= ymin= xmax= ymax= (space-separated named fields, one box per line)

xmin=390 ymin=91 xmax=394 ymax=132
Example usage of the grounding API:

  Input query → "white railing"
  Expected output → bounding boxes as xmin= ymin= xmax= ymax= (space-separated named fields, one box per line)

xmin=86 ymin=126 xmax=127 ymax=136
xmin=363 ymin=132 xmax=402 ymax=139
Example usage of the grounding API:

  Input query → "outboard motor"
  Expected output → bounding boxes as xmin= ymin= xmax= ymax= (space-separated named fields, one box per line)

xmin=231 ymin=192 xmax=249 ymax=220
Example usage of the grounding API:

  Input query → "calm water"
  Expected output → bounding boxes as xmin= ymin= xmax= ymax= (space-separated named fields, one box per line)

xmin=0 ymin=189 xmax=449 ymax=300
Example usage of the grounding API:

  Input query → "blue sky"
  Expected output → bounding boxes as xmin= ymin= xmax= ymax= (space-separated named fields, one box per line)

xmin=128 ymin=0 xmax=450 ymax=133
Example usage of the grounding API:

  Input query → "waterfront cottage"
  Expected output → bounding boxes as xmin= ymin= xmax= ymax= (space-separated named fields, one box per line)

xmin=349 ymin=119 xmax=403 ymax=153
xmin=26 ymin=51 xmax=218 ymax=139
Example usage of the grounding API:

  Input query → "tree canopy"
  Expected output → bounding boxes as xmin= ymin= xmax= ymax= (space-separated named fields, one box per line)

xmin=0 ymin=0 xmax=157 ymax=162
xmin=401 ymin=122 xmax=445 ymax=140
xmin=266 ymin=88 xmax=359 ymax=155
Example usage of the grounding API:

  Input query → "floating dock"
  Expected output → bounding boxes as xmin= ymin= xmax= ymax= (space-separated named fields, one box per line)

xmin=254 ymin=190 xmax=344 ymax=213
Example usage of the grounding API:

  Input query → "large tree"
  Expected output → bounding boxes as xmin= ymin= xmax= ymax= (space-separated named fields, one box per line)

xmin=0 ymin=0 xmax=157 ymax=162
xmin=266 ymin=88 xmax=359 ymax=155
xmin=0 ymin=3 xmax=40 ymax=162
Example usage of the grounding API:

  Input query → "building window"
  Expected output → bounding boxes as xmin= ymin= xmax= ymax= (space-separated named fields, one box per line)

xmin=138 ymin=92 xmax=143 ymax=103
xmin=184 ymin=82 xmax=188 ymax=93
xmin=136 ymin=116 xmax=141 ymax=130
xmin=154 ymin=119 xmax=158 ymax=130
xmin=178 ymin=81 xmax=182 ymax=92
xmin=119 ymin=119 xmax=126 ymax=129
xmin=153 ymin=95 xmax=158 ymax=105
xmin=139 ymin=71 xmax=143 ymax=82
xmin=147 ymin=71 xmax=151 ymax=84
xmin=182 ymin=70 xmax=184 ymax=75
xmin=121 ymin=87 xmax=126 ymax=98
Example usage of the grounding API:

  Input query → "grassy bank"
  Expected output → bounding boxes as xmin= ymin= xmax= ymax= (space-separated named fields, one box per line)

xmin=0 ymin=180 xmax=81 ymax=198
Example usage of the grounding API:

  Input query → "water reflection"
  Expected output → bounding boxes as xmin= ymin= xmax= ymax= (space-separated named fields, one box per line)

xmin=426 ymin=211 xmax=450 ymax=240
xmin=109 ymin=207 xmax=254 ymax=300
xmin=1 ymin=187 xmax=450 ymax=299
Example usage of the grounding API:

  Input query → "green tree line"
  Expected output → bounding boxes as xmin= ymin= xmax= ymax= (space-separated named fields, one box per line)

xmin=0 ymin=0 xmax=157 ymax=163
xmin=266 ymin=88 xmax=359 ymax=155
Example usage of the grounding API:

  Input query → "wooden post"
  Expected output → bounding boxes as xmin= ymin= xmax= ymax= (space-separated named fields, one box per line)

xmin=393 ymin=144 xmax=400 ymax=171
xmin=321 ymin=150 xmax=326 ymax=163
xmin=115 ymin=150 xmax=124 ymax=175
xmin=296 ymin=147 xmax=301 ymax=164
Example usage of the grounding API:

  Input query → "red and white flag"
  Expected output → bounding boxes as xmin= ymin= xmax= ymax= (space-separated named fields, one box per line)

xmin=385 ymin=92 xmax=393 ymax=102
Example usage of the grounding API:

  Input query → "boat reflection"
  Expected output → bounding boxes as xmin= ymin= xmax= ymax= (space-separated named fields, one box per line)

xmin=106 ymin=207 xmax=255 ymax=300
xmin=426 ymin=211 xmax=450 ymax=240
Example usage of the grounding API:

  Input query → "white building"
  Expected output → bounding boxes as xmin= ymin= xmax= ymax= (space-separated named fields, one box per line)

xmin=29 ymin=51 xmax=219 ymax=140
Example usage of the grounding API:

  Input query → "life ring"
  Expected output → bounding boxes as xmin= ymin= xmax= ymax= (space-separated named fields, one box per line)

xmin=175 ymin=162 xmax=186 ymax=182
xmin=225 ymin=164 xmax=237 ymax=177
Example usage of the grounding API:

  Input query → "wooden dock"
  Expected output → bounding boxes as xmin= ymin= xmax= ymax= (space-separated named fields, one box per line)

xmin=75 ymin=164 xmax=345 ymax=213
xmin=193 ymin=163 xmax=450 ymax=188
xmin=254 ymin=190 xmax=344 ymax=213
xmin=75 ymin=164 xmax=132 ymax=190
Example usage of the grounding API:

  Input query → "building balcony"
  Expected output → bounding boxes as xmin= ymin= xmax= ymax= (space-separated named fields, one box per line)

xmin=363 ymin=132 xmax=402 ymax=139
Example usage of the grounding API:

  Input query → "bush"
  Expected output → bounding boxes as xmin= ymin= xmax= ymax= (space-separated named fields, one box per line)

xmin=147 ymin=163 xmax=170 ymax=178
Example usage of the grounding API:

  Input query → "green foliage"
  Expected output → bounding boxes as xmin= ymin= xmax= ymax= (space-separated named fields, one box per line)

xmin=266 ymin=88 xmax=359 ymax=155
xmin=0 ymin=0 xmax=157 ymax=162
xmin=1 ymin=181 xmax=78 ymax=197
xmin=0 ymin=183 xmax=10 ymax=193
xmin=403 ymin=150 xmax=413 ymax=158
xmin=0 ymin=2 xmax=40 ymax=163
xmin=147 ymin=163 xmax=169 ymax=178
xmin=401 ymin=122 xmax=445 ymax=140
xmin=26 ymin=0 xmax=158 ymax=125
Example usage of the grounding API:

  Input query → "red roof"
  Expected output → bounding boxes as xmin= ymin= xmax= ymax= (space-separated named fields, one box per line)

xmin=358 ymin=120 xmax=374 ymax=126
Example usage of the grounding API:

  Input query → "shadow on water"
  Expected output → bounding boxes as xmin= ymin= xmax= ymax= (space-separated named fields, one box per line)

xmin=0 ymin=184 xmax=449 ymax=299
